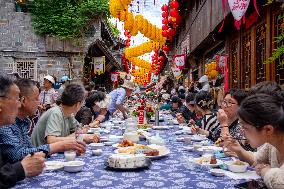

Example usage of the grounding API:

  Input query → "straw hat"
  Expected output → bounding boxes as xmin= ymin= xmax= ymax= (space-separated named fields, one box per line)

xmin=121 ymin=80 xmax=136 ymax=90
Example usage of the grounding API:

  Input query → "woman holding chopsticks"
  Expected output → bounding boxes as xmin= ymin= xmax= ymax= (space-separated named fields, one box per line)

xmin=223 ymin=92 xmax=284 ymax=189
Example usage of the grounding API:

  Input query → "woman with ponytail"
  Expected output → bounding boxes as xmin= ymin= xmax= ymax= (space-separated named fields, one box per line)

xmin=223 ymin=92 xmax=284 ymax=189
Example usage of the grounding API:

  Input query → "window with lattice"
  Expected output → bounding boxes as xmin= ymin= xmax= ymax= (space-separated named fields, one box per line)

xmin=241 ymin=33 xmax=252 ymax=89
xmin=15 ymin=59 xmax=37 ymax=80
xmin=255 ymin=23 xmax=267 ymax=83
xmin=229 ymin=40 xmax=239 ymax=88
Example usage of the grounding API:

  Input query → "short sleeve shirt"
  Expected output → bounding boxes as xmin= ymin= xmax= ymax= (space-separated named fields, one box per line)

xmin=31 ymin=106 xmax=78 ymax=147
xmin=108 ymin=88 xmax=126 ymax=114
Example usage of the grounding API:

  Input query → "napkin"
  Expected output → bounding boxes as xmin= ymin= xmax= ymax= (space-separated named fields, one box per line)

xmin=224 ymin=170 xmax=261 ymax=180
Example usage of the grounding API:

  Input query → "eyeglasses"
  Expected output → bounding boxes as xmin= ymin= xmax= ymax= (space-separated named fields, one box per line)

xmin=221 ymin=100 xmax=237 ymax=107
xmin=0 ymin=95 xmax=21 ymax=102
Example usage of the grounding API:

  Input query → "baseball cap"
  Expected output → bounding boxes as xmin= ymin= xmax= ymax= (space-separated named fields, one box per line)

xmin=61 ymin=76 xmax=72 ymax=82
xmin=44 ymin=75 xmax=55 ymax=84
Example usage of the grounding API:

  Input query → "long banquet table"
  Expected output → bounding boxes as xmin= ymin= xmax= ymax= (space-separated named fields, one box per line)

xmin=13 ymin=119 xmax=246 ymax=189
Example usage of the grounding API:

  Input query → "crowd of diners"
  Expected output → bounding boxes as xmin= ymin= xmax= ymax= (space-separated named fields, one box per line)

xmin=0 ymin=73 xmax=284 ymax=189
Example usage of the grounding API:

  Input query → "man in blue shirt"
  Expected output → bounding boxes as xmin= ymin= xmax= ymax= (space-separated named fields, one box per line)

xmin=0 ymin=74 xmax=45 ymax=188
xmin=0 ymin=78 xmax=86 ymax=163
xmin=108 ymin=80 xmax=135 ymax=119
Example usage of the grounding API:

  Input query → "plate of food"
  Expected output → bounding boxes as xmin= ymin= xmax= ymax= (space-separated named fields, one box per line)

xmin=112 ymin=139 xmax=136 ymax=148
xmin=225 ymin=160 xmax=249 ymax=173
xmin=45 ymin=161 xmax=65 ymax=171
xmin=152 ymin=126 xmax=170 ymax=130
xmin=137 ymin=124 xmax=153 ymax=130
xmin=105 ymin=154 xmax=151 ymax=171
xmin=193 ymin=157 xmax=223 ymax=168
xmin=114 ymin=144 xmax=170 ymax=159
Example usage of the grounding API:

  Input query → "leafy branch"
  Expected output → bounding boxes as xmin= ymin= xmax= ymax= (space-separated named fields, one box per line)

xmin=264 ymin=13 xmax=284 ymax=65
xmin=28 ymin=0 xmax=110 ymax=39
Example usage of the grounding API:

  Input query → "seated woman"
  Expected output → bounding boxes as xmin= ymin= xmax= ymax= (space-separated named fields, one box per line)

xmin=213 ymin=88 xmax=254 ymax=151
xmin=191 ymin=91 xmax=219 ymax=134
xmin=159 ymin=93 xmax=171 ymax=110
xmin=223 ymin=93 xmax=284 ymax=189
xmin=176 ymin=93 xmax=197 ymax=124
xmin=75 ymin=91 xmax=111 ymax=127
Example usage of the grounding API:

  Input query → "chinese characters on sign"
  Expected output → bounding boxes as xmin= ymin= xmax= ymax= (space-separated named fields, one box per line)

xmin=228 ymin=0 xmax=250 ymax=21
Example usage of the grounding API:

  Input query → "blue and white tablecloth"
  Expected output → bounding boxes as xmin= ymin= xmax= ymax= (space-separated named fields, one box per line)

xmin=13 ymin=120 xmax=244 ymax=189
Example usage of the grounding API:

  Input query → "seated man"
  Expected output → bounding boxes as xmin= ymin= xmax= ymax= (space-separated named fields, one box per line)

xmin=0 ymin=74 xmax=45 ymax=188
xmin=32 ymin=83 xmax=99 ymax=147
xmin=0 ymin=79 xmax=86 ymax=163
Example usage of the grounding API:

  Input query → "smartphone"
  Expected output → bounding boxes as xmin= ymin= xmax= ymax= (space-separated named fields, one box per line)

xmin=234 ymin=180 xmax=268 ymax=189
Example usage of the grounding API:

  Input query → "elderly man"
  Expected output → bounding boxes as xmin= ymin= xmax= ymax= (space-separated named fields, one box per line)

xmin=0 ymin=74 xmax=45 ymax=188
xmin=32 ymin=83 xmax=99 ymax=147
xmin=108 ymin=80 xmax=135 ymax=119
xmin=0 ymin=79 xmax=86 ymax=163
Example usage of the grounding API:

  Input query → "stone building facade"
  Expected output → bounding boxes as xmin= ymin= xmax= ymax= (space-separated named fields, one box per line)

xmin=0 ymin=0 xmax=123 ymax=84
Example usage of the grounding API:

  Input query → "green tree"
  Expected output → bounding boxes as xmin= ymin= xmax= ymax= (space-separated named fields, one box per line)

xmin=28 ymin=0 xmax=110 ymax=39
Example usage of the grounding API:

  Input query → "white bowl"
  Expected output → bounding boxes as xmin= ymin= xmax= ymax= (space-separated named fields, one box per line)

xmin=64 ymin=151 xmax=76 ymax=161
xmin=210 ymin=169 xmax=225 ymax=177
xmin=89 ymin=143 xmax=105 ymax=150
xmin=184 ymin=146 xmax=194 ymax=152
xmin=64 ymin=161 xmax=85 ymax=173
xmin=176 ymin=137 xmax=184 ymax=142
xmin=92 ymin=149 xmax=103 ymax=156
xmin=193 ymin=143 xmax=202 ymax=150
xmin=104 ymin=141 xmax=115 ymax=146
xmin=225 ymin=161 xmax=249 ymax=173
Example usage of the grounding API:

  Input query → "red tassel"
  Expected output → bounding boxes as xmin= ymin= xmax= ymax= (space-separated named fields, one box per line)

xmin=218 ymin=0 xmax=227 ymax=33
xmin=253 ymin=0 xmax=260 ymax=16
xmin=234 ymin=20 xmax=242 ymax=30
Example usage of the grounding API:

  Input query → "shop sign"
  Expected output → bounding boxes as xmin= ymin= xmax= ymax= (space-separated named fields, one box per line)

xmin=92 ymin=56 xmax=105 ymax=75
xmin=111 ymin=72 xmax=119 ymax=82
xmin=173 ymin=54 xmax=186 ymax=69
xmin=228 ymin=0 xmax=250 ymax=21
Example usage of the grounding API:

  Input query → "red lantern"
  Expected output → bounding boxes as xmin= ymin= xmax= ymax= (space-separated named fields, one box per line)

xmin=158 ymin=56 xmax=165 ymax=62
xmin=161 ymin=4 xmax=168 ymax=11
xmin=162 ymin=18 xmax=168 ymax=25
xmin=170 ymin=0 xmax=179 ymax=9
xmin=162 ymin=31 xmax=168 ymax=37
xmin=124 ymin=30 xmax=130 ymax=36
xmin=170 ymin=9 xmax=179 ymax=18
xmin=162 ymin=25 xmax=168 ymax=31
xmin=162 ymin=11 xmax=168 ymax=18
xmin=154 ymin=49 xmax=158 ymax=53
xmin=126 ymin=42 xmax=130 ymax=46
xmin=162 ymin=45 xmax=170 ymax=52
xmin=176 ymin=14 xmax=182 ymax=24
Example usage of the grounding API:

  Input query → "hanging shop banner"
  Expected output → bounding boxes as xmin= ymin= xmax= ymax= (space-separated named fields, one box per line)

xmin=171 ymin=67 xmax=182 ymax=79
xmin=111 ymin=72 xmax=119 ymax=82
xmin=93 ymin=56 xmax=105 ymax=75
xmin=173 ymin=54 xmax=186 ymax=69
xmin=228 ymin=0 xmax=250 ymax=21
xmin=216 ymin=55 xmax=229 ymax=92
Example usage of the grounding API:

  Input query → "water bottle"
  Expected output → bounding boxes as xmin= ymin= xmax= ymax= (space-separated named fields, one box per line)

xmin=155 ymin=109 xmax=159 ymax=126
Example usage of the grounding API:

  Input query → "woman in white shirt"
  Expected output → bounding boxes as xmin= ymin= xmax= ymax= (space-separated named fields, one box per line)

xmin=223 ymin=93 xmax=284 ymax=189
